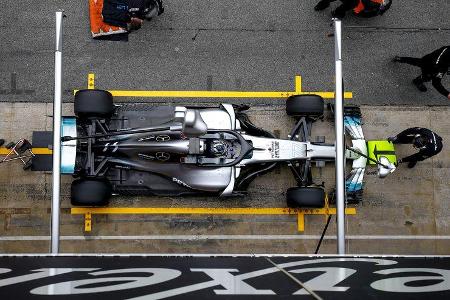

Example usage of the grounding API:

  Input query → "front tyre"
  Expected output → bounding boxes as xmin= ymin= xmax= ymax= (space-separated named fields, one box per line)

xmin=71 ymin=178 xmax=112 ymax=206
xmin=74 ymin=89 xmax=114 ymax=120
xmin=286 ymin=95 xmax=324 ymax=118
xmin=286 ymin=187 xmax=325 ymax=208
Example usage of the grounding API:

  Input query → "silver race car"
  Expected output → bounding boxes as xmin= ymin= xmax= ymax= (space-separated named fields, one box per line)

xmin=62 ymin=90 xmax=396 ymax=207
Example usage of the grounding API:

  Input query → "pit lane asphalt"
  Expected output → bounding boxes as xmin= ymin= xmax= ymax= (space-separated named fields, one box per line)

xmin=0 ymin=0 xmax=449 ymax=105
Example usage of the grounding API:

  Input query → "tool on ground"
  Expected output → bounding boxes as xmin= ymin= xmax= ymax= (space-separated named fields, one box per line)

xmin=0 ymin=139 xmax=35 ymax=170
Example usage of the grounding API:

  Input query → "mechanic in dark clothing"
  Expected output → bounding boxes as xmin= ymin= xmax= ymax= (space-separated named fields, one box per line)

xmin=388 ymin=128 xmax=443 ymax=168
xmin=102 ymin=0 xmax=164 ymax=30
xmin=393 ymin=46 xmax=450 ymax=100
xmin=314 ymin=0 xmax=392 ymax=19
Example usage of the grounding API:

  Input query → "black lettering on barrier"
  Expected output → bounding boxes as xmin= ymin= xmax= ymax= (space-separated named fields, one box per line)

xmin=0 ymin=256 xmax=449 ymax=299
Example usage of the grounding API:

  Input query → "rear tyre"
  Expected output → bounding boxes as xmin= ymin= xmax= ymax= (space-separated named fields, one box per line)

xmin=286 ymin=187 xmax=325 ymax=208
xmin=74 ymin=89 xmax=114 ymax=119
xmin=286 ymin=95 xmax=324 ymax=118
xmin=71 ymin=178 xmax=112 ymax=206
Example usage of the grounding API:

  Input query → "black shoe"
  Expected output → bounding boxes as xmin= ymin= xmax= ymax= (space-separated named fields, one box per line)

xmin=331 ymin=9 xmax=346 ymax=19
xmin=413 ymin=78 xmax=427 ymax=92
xmin=392 ymin=56 xmax=403 ymax=63
xmin=407 ymin=161 xmax=417 ymax=168
xmin=156 ymin=0 xmax=164 ymax=15
xmin=145 ymin=0 xmax=164 ymax=19
xmin=0 ymin=139 xmax=4 ymax=147
xmin=387 ymin=136 xmax=398 ymax=143
xmin=314 ymin=1 xmax=330 ymax=11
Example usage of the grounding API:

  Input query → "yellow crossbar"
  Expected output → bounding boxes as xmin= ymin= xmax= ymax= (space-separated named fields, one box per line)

xmin=71 ymin=207 xmax=355 ymax=215
xmin=74 ymin=75 xmax=353 ymax=99
xmin=71 ymin=207 xmax=356 ymax=233
xmin=0 ymin=147 xmax=52 ymax=155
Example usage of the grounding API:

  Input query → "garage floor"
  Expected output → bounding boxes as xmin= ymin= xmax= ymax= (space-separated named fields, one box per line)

xmin=0 ymin=102 xmax=448 ymax=254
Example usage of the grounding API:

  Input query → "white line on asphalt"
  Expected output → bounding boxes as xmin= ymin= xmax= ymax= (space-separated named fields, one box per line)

xmin=1 ymin=235 xmax=450 ymax=241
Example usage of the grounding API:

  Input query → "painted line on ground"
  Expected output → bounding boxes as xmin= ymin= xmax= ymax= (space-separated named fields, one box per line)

xmin=1 ymin=235 xmax=450 ymax=241
xmin=74 ymin=74 xmax=353 ymax=99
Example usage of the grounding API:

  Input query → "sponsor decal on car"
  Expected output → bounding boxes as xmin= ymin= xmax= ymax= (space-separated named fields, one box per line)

xmin=172 ymin=177 xmax=192 ymax=188
xmin=270 ymin=141 xmax=280 ymax=159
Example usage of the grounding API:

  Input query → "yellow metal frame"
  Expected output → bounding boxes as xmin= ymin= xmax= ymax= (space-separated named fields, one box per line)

xmin=74 ymin=73 xmax=353 ymax=99
xmin=0 ymin=147 xmax=52 ymax=155
xmin=71 ymin=207 xmax=356 ymax=233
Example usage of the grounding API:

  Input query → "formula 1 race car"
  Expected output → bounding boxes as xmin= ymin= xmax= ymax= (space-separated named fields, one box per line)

xmin=61 ymin=90 xmax=396 ymax=207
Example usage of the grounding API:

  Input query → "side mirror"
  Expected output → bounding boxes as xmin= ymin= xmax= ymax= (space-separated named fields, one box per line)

xmin=377 ymin=156 xmax=396 ymax=178
xmin=183 ymin=109 xmax=208 ymax=137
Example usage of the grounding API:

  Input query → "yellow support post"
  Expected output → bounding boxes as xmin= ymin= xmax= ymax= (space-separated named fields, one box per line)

xmin=84 ymin=212 xmax=92 ymax=232
xmin=295 ymin=75 xmax=302 ymax=94
xmin=88 ymin=73 xmax=95 ymax=90
xmin=297 ymin=213 xmax=305 ymax=232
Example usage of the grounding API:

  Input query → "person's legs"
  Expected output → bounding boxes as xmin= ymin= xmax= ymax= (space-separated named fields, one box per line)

xmin=407 ymin=161 xmax=418 ymax=168
xmin=144 ymin=0 xmax=163 ymax=19
xmin=398 ymin=156 xmax=418 ymax=168
xmin=392 ymin=129 xmax=417 ymax=144
xmin=315 ymin=0 xmax=335 ymax=11
xmin=393 ymin=56 xmax=433 ymax=92
xmin=332 ymin=0 xmax=358 ymax=18
xmin=393 ymin=56 xmax=423 ymax=67
xmin=332 ymin=4 xmax=349 ymax=18
xmin=412 ymin=75 xmax=428 ymax=92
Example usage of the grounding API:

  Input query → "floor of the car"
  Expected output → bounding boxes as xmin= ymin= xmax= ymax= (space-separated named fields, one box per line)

xmin=112 ymin=104 xmax=176 ymax=129
xmin=108 ymin=168 xmax=198 ymax=196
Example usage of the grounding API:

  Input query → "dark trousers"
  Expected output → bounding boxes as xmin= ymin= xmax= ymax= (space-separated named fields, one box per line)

xmin=397 ymin=57 xmax=433 ymax=83
xmin=317 ymin=0 xmax=359 ymax=18
xmin=394 ymin=127 xmax=421 ymax=144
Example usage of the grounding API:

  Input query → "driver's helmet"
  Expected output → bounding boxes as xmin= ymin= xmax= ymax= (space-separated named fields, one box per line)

xmin=211 ymin=140 xmax=227 ymax=156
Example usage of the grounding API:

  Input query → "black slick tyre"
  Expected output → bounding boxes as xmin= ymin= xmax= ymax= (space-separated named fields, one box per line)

xmin=286 ymin=187 xmax=325 ymax=208
xmin=71 ymin=178 xmax=112 ymax=206
xmin=74 ymin=89 xmax=114 ymax=119
xmin=286 ymin=95 xmax=324 ymax=118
